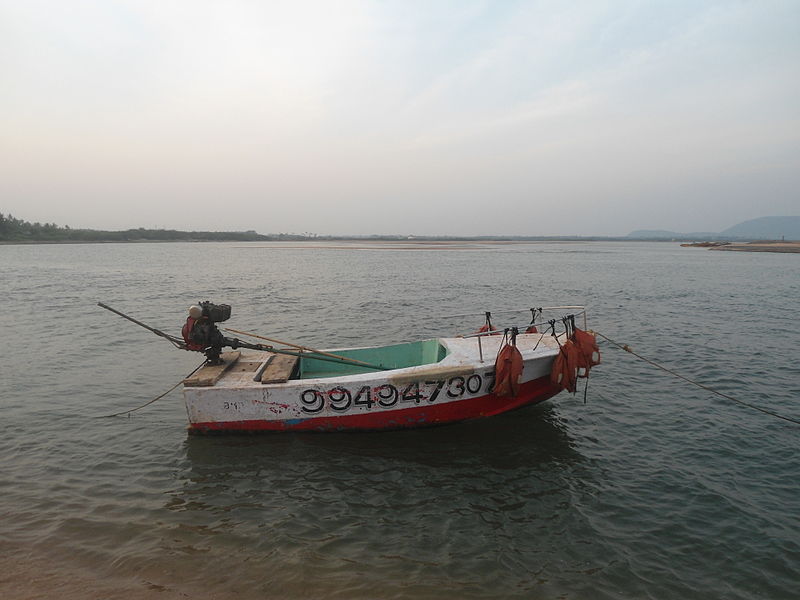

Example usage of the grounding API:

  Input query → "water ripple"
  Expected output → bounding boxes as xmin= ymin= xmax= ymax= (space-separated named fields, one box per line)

xmin=1 ymin=242 xmax=798 ymax=599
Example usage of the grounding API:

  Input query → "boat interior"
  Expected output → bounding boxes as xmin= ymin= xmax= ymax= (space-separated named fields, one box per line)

xmin=298 ymin=339 xmax=447 ymax=379
xmin=184 ymin=339 xmax=449 ymax=387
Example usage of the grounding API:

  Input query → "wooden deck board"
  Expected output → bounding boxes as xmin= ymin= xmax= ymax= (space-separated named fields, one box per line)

xmin=183 ymin=351 xmax=241 ymax=387
xmin=260 ymin=354 xmax=299 ymax=384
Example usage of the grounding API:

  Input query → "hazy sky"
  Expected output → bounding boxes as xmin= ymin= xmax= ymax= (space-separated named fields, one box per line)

xmin=1 ymin=0 xmax=798 ymax=236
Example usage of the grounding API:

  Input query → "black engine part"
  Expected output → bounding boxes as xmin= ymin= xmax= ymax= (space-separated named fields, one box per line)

xmin=200 ymin=301 xmax=231 ymax=323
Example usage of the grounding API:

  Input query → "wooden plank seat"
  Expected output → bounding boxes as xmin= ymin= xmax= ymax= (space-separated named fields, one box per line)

xmin=183 ymin=351 xmax=241 ymax=387
xmin=260 ymin=353 xmax=300 ymax=384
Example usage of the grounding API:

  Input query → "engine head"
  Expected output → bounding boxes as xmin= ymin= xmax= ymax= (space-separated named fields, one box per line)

xmin=199 ymin=301 xmax=231 ymax=323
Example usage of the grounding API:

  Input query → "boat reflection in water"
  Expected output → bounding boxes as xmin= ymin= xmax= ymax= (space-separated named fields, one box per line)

xmin=164 ymin=407 xmax=591 ymax=597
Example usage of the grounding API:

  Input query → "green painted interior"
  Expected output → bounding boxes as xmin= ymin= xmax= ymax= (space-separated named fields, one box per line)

xmin=296 ymin=339 xmax=447 ymax=379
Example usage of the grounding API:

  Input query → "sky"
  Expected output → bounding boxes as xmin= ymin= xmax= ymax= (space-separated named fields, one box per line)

xmin=1 ymin=0 xmax=798 ymax=236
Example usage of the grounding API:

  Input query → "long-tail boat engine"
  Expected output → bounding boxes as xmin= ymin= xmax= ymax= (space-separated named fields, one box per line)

xmin=181 ymin=301 xmax=233 ymax=364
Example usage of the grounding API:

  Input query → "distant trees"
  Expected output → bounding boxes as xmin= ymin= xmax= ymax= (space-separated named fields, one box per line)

xmin=0 ymin=213 xmax=71 ymax=241
xmin=0 ymin=213 xmax=273 ymax=243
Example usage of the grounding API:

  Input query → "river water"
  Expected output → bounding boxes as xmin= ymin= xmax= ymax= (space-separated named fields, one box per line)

xmin=1 ymin=241 xmax=798 ymax=599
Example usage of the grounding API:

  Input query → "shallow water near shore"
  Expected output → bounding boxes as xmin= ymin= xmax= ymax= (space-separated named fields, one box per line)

xmin=1 ymin=241 xmax=798 ymax=599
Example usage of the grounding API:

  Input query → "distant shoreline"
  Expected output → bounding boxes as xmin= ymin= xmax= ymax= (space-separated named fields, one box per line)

xmin=0 ymin=238 xmax=249 ymax=245
xmin=3 ymin=237 xmax=799 ymax=248
xmin=0 ymin=237 xmax=701 ymax=246
xmin=710 ymin=241 xmax=800 ymax=253
xmin=0 ymin=236 xmax=660 ymax=245
xmin=682 ymin=241 xmax=800 ymax=253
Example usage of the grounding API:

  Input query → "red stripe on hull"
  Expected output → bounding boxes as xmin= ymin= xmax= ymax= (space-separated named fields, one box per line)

xmin=188 ymin=376 xmax=561 ymax=434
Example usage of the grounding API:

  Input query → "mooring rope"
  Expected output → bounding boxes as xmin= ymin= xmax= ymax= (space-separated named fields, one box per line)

xmin=594 ymin=331 xmax=800 ymax=426
xmin=96 ymin=361 xmax=206 ymax=419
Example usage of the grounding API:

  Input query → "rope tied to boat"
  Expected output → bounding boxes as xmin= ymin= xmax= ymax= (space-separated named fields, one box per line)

xmin=95 ymin=360 xmax=206 ymax=419
xmin=526 ymin=307 xmax=542 ymax=333
xmin=594 ymin=331 xmax=800 ymax=427
xmin=530 ymin=321 xmax=554 ymax=352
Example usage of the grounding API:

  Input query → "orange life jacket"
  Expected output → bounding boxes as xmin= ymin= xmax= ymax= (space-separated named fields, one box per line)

xmin=550 ymin=339 xmax=581 ymax=393
xmin=572 ymin=328 xmax=601 ymax=377
xmin=494 ymin=343 xmax=524 ymax=397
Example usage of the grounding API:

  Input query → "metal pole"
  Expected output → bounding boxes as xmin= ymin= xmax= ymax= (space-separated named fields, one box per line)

xmin=225 ymin=327 xmax=380 ymax=368
xmin=97 ymin=302 xmax=183 ymax=345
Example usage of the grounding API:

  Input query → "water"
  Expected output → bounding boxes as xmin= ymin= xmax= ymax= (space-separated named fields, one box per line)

xmin=1 ymin=241 xmax=798 ymax=599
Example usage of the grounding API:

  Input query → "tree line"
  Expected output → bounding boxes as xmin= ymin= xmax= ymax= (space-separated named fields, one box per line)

xmin=0 ymin=213 xmax=281 ymax=242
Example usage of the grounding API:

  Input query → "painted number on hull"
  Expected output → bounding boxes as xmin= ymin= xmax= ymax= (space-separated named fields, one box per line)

xmin=300 ymin=372 xmax=495 ymax=414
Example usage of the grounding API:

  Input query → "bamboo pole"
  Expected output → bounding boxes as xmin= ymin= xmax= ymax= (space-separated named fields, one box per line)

xmin=224 ymin=328 xmax=385 ymax=370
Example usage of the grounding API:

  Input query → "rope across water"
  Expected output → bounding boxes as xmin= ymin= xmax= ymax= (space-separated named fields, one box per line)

xmin=594 ymin=331 xmax=800 ymax=426
xmin=96 ymin=361 xmax=206 ymax=419
xmin=95 ymin=327 xmax=798 ymax=427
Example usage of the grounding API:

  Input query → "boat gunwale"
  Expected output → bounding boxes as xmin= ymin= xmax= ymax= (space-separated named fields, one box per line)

xmin=188 ymin=334 xmax=562 ymax=391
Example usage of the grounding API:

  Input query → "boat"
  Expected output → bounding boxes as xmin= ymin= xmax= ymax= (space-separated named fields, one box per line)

xmin=180 ymin=307 xmax=596 ymax=434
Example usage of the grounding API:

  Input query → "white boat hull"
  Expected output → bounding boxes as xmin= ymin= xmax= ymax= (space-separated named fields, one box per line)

xmin=183 ymin=334 xmax=563 ymax=433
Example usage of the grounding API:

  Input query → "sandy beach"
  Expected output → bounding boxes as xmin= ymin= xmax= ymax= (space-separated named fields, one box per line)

xmin=0 ymin=542 xmax=198 ymax=600
xmin=709 ymin=241 xmax=800 ymax=253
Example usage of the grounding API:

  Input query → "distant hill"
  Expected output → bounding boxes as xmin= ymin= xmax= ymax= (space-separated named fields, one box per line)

xmin=720 ymin=216 xmax=800 ymax=240
xmin=629 ymin=216 xmax=800 ymax=241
